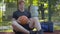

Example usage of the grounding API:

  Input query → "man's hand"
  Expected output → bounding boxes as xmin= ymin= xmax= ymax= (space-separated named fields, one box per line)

xmin=27 ymin=19 xmax=30 ymax=23
xmin=16 ymin=17 xmax=21 ymax=23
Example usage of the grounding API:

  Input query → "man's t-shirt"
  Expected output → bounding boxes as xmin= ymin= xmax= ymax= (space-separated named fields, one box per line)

xmin=13 ymin=10 xmax=31 ymax=20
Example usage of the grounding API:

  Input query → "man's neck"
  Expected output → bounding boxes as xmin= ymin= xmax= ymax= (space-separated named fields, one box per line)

xmin=19 ymin=8 xmax=24 ymax=12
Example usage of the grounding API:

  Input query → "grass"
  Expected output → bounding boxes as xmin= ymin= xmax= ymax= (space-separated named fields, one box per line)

xmin=54 ymin=25 xmax=60 ymax=30
xmin=0 ymin=29 xmax=13 ymax=32
xmin=0 ymin=21 xmax=13 ymax=32
xmin=0 ymin=21 xmax=12 ymax=26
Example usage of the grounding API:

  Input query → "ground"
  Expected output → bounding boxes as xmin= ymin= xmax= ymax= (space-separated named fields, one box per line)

xmin=0 ymin=30 xmax=60 ymax=34
xmin=44 ymin=30 xmax=60 ymax=34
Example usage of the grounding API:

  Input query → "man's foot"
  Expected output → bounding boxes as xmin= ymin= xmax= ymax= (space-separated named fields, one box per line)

xmin=30 ymin=30 xmax=37 ymax=34
xmin=37 ymin=29 xmax=44 ymax=34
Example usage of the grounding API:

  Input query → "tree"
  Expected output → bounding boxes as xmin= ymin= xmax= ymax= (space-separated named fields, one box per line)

xmin=0 ymin=0 xmax=2 ymax=2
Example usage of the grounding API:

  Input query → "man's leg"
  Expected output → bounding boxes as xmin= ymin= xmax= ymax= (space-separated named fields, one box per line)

xmin=29 ymin=18 xmax=34 ymax=29
xmin=32 ymin=17 xmax=41 ymax=31
xmin=31 ymin=17 xmax=44 ymax=34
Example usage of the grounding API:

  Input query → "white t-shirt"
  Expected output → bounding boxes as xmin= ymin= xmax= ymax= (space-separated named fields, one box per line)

xmin=30 ymin=5 xmax=38 ymax=17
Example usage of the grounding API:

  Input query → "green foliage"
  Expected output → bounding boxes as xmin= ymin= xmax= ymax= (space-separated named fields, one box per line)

xmin=54 ymin=25 xmax=60 ymax=30
xmin=49 ymin=0 xmax=58 ymax=5
xmin=0 ymin=10 xmax=2 ymax=22
xmin=0 ymin=0 xmax=2 ymax=2
xmin=4 ymin=0 xmax=17 ymax=3
xmin=7 ymin=2 xmax=17 ymax=8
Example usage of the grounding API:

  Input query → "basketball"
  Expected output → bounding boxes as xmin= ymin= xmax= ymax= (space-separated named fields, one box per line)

xmin=18 ymin=16 xmax=28 ymax=25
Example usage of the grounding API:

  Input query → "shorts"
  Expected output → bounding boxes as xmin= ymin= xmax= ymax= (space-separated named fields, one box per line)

xmin=13 ymin=24 xmax=32 ymax=34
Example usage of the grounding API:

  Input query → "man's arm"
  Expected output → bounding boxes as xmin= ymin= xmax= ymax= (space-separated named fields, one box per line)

xmin=12 ymin=18 xmax=30 ymax=34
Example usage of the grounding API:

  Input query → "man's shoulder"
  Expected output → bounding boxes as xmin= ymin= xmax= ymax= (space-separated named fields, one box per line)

xmin=25 ymin=9 xmax=30 ymax=13
xmin=13 ymin=10 xmax=19 ymax=14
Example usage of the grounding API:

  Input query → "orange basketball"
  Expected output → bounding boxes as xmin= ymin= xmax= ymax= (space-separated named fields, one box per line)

xmin=18 ymin=16 xmax=28 ymax=25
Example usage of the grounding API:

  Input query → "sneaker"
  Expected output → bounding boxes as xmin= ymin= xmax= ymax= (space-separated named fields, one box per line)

xmin=30 ymin=30 xmax=37 ymax=34
xmin=37 ymin=29 xmax=44 ymax=34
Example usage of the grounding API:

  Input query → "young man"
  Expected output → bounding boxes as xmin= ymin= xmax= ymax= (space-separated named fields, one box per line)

xmin=12 ymin=0 xmax=43 ymax=34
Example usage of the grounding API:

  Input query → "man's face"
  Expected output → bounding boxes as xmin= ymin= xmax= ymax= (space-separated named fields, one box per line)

xmin=19 ymin=2 xmax=25 ymax=10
